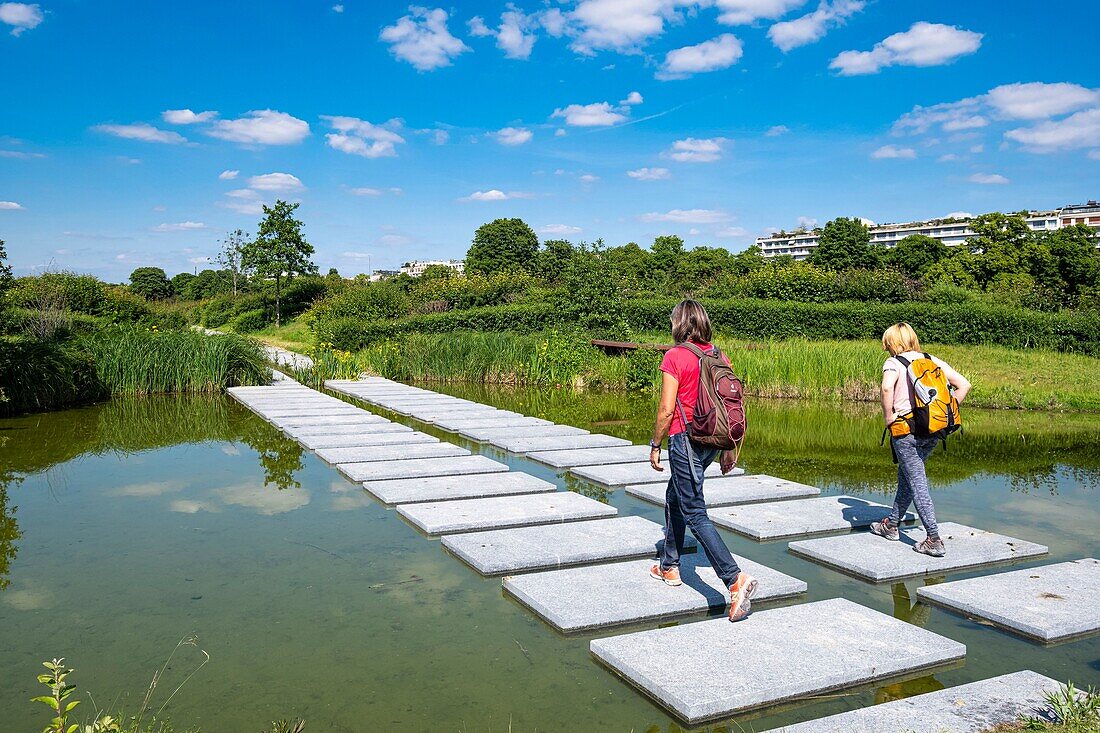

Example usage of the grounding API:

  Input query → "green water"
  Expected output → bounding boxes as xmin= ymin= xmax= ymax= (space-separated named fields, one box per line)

xmin=1 ymin=389 xmax=1098 ymax=732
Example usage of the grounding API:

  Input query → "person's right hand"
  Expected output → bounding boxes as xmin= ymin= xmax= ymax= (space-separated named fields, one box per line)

xmin=649 ymin=448 xmax=664 ymax=472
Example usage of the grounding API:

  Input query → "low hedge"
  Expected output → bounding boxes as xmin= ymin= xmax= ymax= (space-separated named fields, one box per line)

xmin=317 ymin=298 xmax=1100 ymax=355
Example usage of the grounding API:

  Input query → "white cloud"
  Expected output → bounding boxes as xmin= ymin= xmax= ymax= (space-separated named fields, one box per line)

xmin=765 ymin=125 xmax=789 ymax=136
xmin=0 ymin=149 xmax=45 ymax=159
xmin=1005 ymin=107 xmax=1100 ymax=152
xmin=872 ymin=144 xmax=916 ymax=159
xmin=552 ymin=101 xmax=627 ymax=127
xmin=248 ymin=172 xmax=304 ymax=191
xmin=658 ymin=34 xmax=743 ymax=79
xmin=332 ymin=4 xmax=344 ymax=12
xmin=349 ymin=187 xmax=383 ymax=196
xmin=459 ymin=189 xmax=533 ymax=202
xmin=968 ymin=172 xmax=1009 ymax=185
xmin=830 ymin=22 xmax=982 ymax=75
xmin=323 ymin=115 xmax=406 ymax=158
xmin=116 ymin=156 xmax=141 ymax=165
xmin=627 ymin=166 xmax=670 ymax=180
xmin=162 ymin=109 xmax=218 ymax=125
xmin=0 ymin=2 xmax=43 ymax=36
xmin=0 ymin=201 xmax=25 ymax=210
xmin=985 ymin=82 xmax=1100 ymax=120
xmin=93 ymin=123 xmax=187 ymax=144
xmin=579 ymin=173 xmax=599 ymax=183
xmin=380 ymin=7 xmax=469 ymax=71
xmin=494 ymin=126 xmax=533 ymax=145
xmin=937 ymin=153 xmax=959 ymax=162
xmin=218 ymin=483 xmax=310 ymax=515
xmin=641 ymin=208 xmax=729 ymax=223
xmin=554 ymin=128 xmax=567 ymax=137
xmin=768 ymin=0 xmax=863 ymax=52
xmin=188 ymin=256 xmax=211 ymax=265
xmin=566 ymin=0 xmax=687 ymax=55
xmin=539 ymin=224 xmax=582 ymax=236
xmin=714 ymin=0 xmax=806 ymax=24
xmin=218 ymin=169 xmax=239 ymax=180
xmin=153 ymin=221 xmax=207 ymax=232
xmin=969 ymin=143 xmax=984 ymax=153
xmin=621 ymin=91 xmax=644 ymax=105
xmin=226 ymin=188 xmax=261 ymax=199
xmin=207 ymin=110 xmax=310 ymax=145
xmin=1089 ymin=149 xmax=1100 ymax=161
xmin=893 ymin=97 xmax=983 ymax=135
xmin=945 ymin=210 xmax=972 ymax=218
xmin=715 ymin=226 xmax=749 ymax=237
xmin=468 ymin=16 xmax=492 ymax=36
xmin=796 ymin=215 xmax=818 ymax=228
xmin=426 ymin=128 xmax=450 ymax=144
xmin=664 ymin=137 xmax=727 ymax=163
xmin=497 ymin=6 xmax=538 ymax=59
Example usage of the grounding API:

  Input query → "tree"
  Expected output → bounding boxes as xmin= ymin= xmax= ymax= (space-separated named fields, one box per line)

xmin=557 ymin=240 xmax=626 ymax=333
xmin=419 ymin=264 xmax=456 ymax=281
xmin=1041 ymin=224 xmax=1100 ymax=302
xmin=216 ymin=229 xmax=249 ymax=296
xmin=809 ymin=217 xmax=874 ymax=270
xmin=466 ymin=218 xmax=539 ymax=275
xmin=241 ymin=201 xmax=316 ymax=327
xmin=885 ymin=235 xmax=947 ymax=278
xmin=171 ymin=272 xmax=197 ymax=298
xmin=0 ymin=239 xmax=12 ymax=300
xmin=534 ymin=239 xmax=576 ymax=283
xmin=129 ymin=267 xmax=172 ymax=300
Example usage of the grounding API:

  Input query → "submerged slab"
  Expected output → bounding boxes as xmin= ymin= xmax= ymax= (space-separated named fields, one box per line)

xmin=626 ymin=474 xmax=820 ymax=507
xmin=314 ymin=442 xmax=470 ymax=465
xmin=571 ymin=461 xmax=739 ymax=487
xmin=916 ymin=558 xmax=1100 ymax=643
xmin=254 ymin=405 xmax=363 ymax=417
xmin=284 ymin=422 xmax=412 ymax=439
xmin=772 ymin=671 xmax=1061 ymax=733
xmin=525 ymin=444 xmax=661 ymax=467
xmin=397 ymin=491 xmax=616 ymax=535
xmin=590 ymin=598 xmax=966 ymax=724
xmin=297 ymin=431 xmax=439 ymax=450
xmin=364 ymin=472 xmax=557 ymax=505
xmin=432 ymin=415 xmax=552 ymax=432
xmin=789 ymin=522 xmax=1049 ymax=582
xmin=270 ymin=414 xmax=388 ymax=428
xmin=459 ymin=424 xmax=588 ymax=442
xmin=443 ymin=515 xmax=688 ymax=575
xmin=415 ymin=409 xmax=523 ymax=423
xmin=710 ymin=495 xmax=910 ymax=540
xmin=505 ymin=554 xmax=806 ymax=632
xmin=336 ymin=454 xmax=509 ymax=483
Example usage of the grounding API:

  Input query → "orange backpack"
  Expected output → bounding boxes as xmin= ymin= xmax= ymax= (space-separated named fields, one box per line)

xmin=885 ymin=353 xmax=962 ymax=444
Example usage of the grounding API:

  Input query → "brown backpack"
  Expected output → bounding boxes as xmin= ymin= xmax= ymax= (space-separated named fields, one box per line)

xmin=675 ymin=343 xmax=747 ymax=456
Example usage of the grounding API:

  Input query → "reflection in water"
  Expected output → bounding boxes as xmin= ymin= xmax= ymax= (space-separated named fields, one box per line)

xmin=0 ymin=478 xmax=20 ymax=591
xmin=890 ymin=582 xmax=932 ymax=627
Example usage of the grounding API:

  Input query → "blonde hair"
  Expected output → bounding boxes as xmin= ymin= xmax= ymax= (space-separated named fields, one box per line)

xmin=882 ymin=322 xmax=921 ymax=356
xmin=670 ymin=299 xmax=712 ymax=344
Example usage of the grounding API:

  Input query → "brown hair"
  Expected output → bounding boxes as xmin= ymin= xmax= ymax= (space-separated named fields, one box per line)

xmin=882 ymin=322 xmax=921 ymax=356
xmin=670 ymin=299 xmax=712 ymax=344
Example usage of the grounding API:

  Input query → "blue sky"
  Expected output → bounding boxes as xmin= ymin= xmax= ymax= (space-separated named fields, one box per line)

xmin=1 ymin=0 xmax=1098 ymax=281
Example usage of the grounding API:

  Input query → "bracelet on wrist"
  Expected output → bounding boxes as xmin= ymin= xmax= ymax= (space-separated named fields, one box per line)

xmin=649 ymin=440 xmax=661 ymax=450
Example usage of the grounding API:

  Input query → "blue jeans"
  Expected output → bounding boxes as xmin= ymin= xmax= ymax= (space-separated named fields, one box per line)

xmin=888 ymin=434 xmax=940 ymax=538
xmin=659 ymin=432 xmax=742 ymax=588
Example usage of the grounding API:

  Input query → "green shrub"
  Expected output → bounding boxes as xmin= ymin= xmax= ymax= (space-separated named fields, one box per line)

xmin=625 ymin=347 xmax=662 ymax=391
xmin=833 ymin=268 xmax=917 ymax=303
xmin=282 ymin=276 xmax=328 ymax=317
xmin=725 ymin=263 xmax=838 ymax=302
xmin=231 ymin=308 xmax=268 ymax=332
xmin=308 ymin=282 xmax=408 ymax=332
xmin=410 ymin=271 xmax=540 ymax=311
xmin=0 ymin=337 xmax=105 ymax=416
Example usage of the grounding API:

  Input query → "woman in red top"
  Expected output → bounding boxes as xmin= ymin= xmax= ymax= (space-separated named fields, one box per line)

xmin=648 ymin=299 xmax=757 ymax=622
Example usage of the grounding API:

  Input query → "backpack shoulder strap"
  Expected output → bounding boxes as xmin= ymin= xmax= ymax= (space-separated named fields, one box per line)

xmin=894 ymin=354 xmax=911 ymax=368
xmin=678 ymin=342 xmax=706 ymax=359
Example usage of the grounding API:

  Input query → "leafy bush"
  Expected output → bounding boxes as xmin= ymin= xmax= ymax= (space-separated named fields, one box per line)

xmin=833 ymin=268 xmax=917 ymax=303
xmin=625 ymin=347 xmax=662 ymax=391
xmin=231 ymin=308 xmax=269 ymax=332
xmin=0 ymin=337 xmax=105 ymax=416
xmin=724 ymin=263 xmax=838 ymax=302
xmin=202 ymin=296 xmax=235 ymax=328
xmin=308 ymin=282 xmax=408 ymax=329
xmin=410 ymin=271 xmax=540 ymax=311
xmin=281 ymin=276 xmax=328 ymax=317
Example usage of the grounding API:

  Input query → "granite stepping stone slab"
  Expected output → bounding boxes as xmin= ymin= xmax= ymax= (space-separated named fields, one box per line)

xmin=570 ymin=461 xmax=739 ymax=487
xmin=788 ymin=522 xmax=1049 ymax=582
xmin=413 ymin=409 xmax=524 ymax=423
xmin=504 ymin=554 xmax=807 ymax=632
xmin=432 ymin=416 xmax=553 ymax=432
xmin=284 ymin=423 xmax=412 ymax=439
xmin=626 ymin=474 xmax=820 ymax=507
xmin=459 ymin=424 xmax=588 ymax=442
xmin=494 ymin=434 xmax=632 ymax=455
xmin=710 ymin=495 xmax=912 ymax=541
xmin=336 ymin=454 xmax=509 ymax=483
xmin=297 ymin=431 xmax=439 ymax=450
xmin=590 ymin=597 xmax=966 ymax=725
xmin=314 ymin=442 xmax=470 ymax=465
xmin=256 ymin=406 xmax=366 ymax=419
xmin=442 ymin=516 xmax=691 ymax=575
xmin=397 ymin=491 xmax=617 ymax=535
xmin=915 ymin=558 xmax=1100 ymax=643
xmin=526 ymin=444 xmax=666 ymax=467
xmin=271 ymin=414 xmax=390 ymax=428
xmin=768 ymin=670 xmax=1062 ymax=733
xmin=364 ymin=472 xmax=557 ymax=505
xmin=388 ymin=404 xmax=505 ymax=418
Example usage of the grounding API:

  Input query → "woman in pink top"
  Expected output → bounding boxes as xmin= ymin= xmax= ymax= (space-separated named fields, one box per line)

xmin=648 ymin=300 xmax=757 ymax=622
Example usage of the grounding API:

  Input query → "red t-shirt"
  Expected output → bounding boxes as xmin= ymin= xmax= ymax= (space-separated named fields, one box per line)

xmin=660 ymin=342 xmax=731 ymax=435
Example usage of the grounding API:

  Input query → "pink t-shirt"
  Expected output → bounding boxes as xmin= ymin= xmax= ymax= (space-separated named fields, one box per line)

xmin=660 ymin=342 xmax=732 ymax=435
xmin=883 ymin=351 xmax=962 ymax=416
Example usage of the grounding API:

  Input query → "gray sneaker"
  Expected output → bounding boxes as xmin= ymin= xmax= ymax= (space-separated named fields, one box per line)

xmin=869 ymin=519 xmax=900 ymax=541
xmin=914 ymin=537 xmax=946 ymax=557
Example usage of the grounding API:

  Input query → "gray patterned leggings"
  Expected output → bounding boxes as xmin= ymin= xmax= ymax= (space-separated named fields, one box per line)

xmin=888 ymin=434 xmax=941 ymax=538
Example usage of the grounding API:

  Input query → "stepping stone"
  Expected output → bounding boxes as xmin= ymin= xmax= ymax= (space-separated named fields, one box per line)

xmin=771 ymin=670 xmax=1062 ymax=733
xmin=710 ymin=495 xmax=911 ymax=540
xmin=459 ymin=424 xmax=588 ymax=442
xmin=915 ymin=558 xmax=1100 ymax=643
xmin=364 ymin=472 xmax=557 ymax=505
xmin=571 ymin=461 xmax=740 ymax=487
xmin=297 ymin=431 xmax=439 ymax=450
xmin=414 ymin=409 xmax=523 ymax=423
xmin=526 ymin=444 xmax=661 ymax=467
xmin=788 ymin=522 xmax=1049 ymax=582
xmin=495 ymin=434 xmax=632 ymax=455
xmin=314 ymin=442 xmax=470 ymax=465
xmin=336 ymin=454 xmax=509 ymax=483
xmin=626 ymin=474 xmax=820 ymax=507
xmin=389 ymin=404 xmax=504 ymax=418
xmin=396 ymin=491 xmax=617 ymax=535
xmin=590 ymin=598 xmax=966 ymax=725
xmin=442 ymin=516 xmax=687 ymax=575
xmin=432 ymin=416 xmax=552 ymax=432
xmin=271 ymin=414 xmax=389 ymax=428
xmin=285 ymin=423 xmax=412 ymax=439
xmin=257 ymin=406 xmax=365 ymax=419
xmin=504 ymin=554 xmax=807 ymax=632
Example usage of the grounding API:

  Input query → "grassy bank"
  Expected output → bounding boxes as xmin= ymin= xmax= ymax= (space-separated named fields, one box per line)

xmin=344 ymin=331 xmax=1100 ymax=411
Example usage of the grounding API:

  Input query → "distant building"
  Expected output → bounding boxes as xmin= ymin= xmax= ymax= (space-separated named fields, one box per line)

xmin=399 ymin=259 xmax=465 ymax=277
xmin=757 ymin=202 xmax=1097 ymax=260
xmin=368 ymin=269 xmax=399 ymax=282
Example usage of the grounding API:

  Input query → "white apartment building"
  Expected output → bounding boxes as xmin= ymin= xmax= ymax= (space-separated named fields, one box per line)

xmin=399 ymin=259 xmax=466 ymax=277
xmin=757 ymin=202 xmax=1095 ymax=260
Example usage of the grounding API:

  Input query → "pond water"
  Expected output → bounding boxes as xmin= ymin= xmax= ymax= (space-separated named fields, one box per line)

xmin=1 ymin=388 xmax=1098 ymax=732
